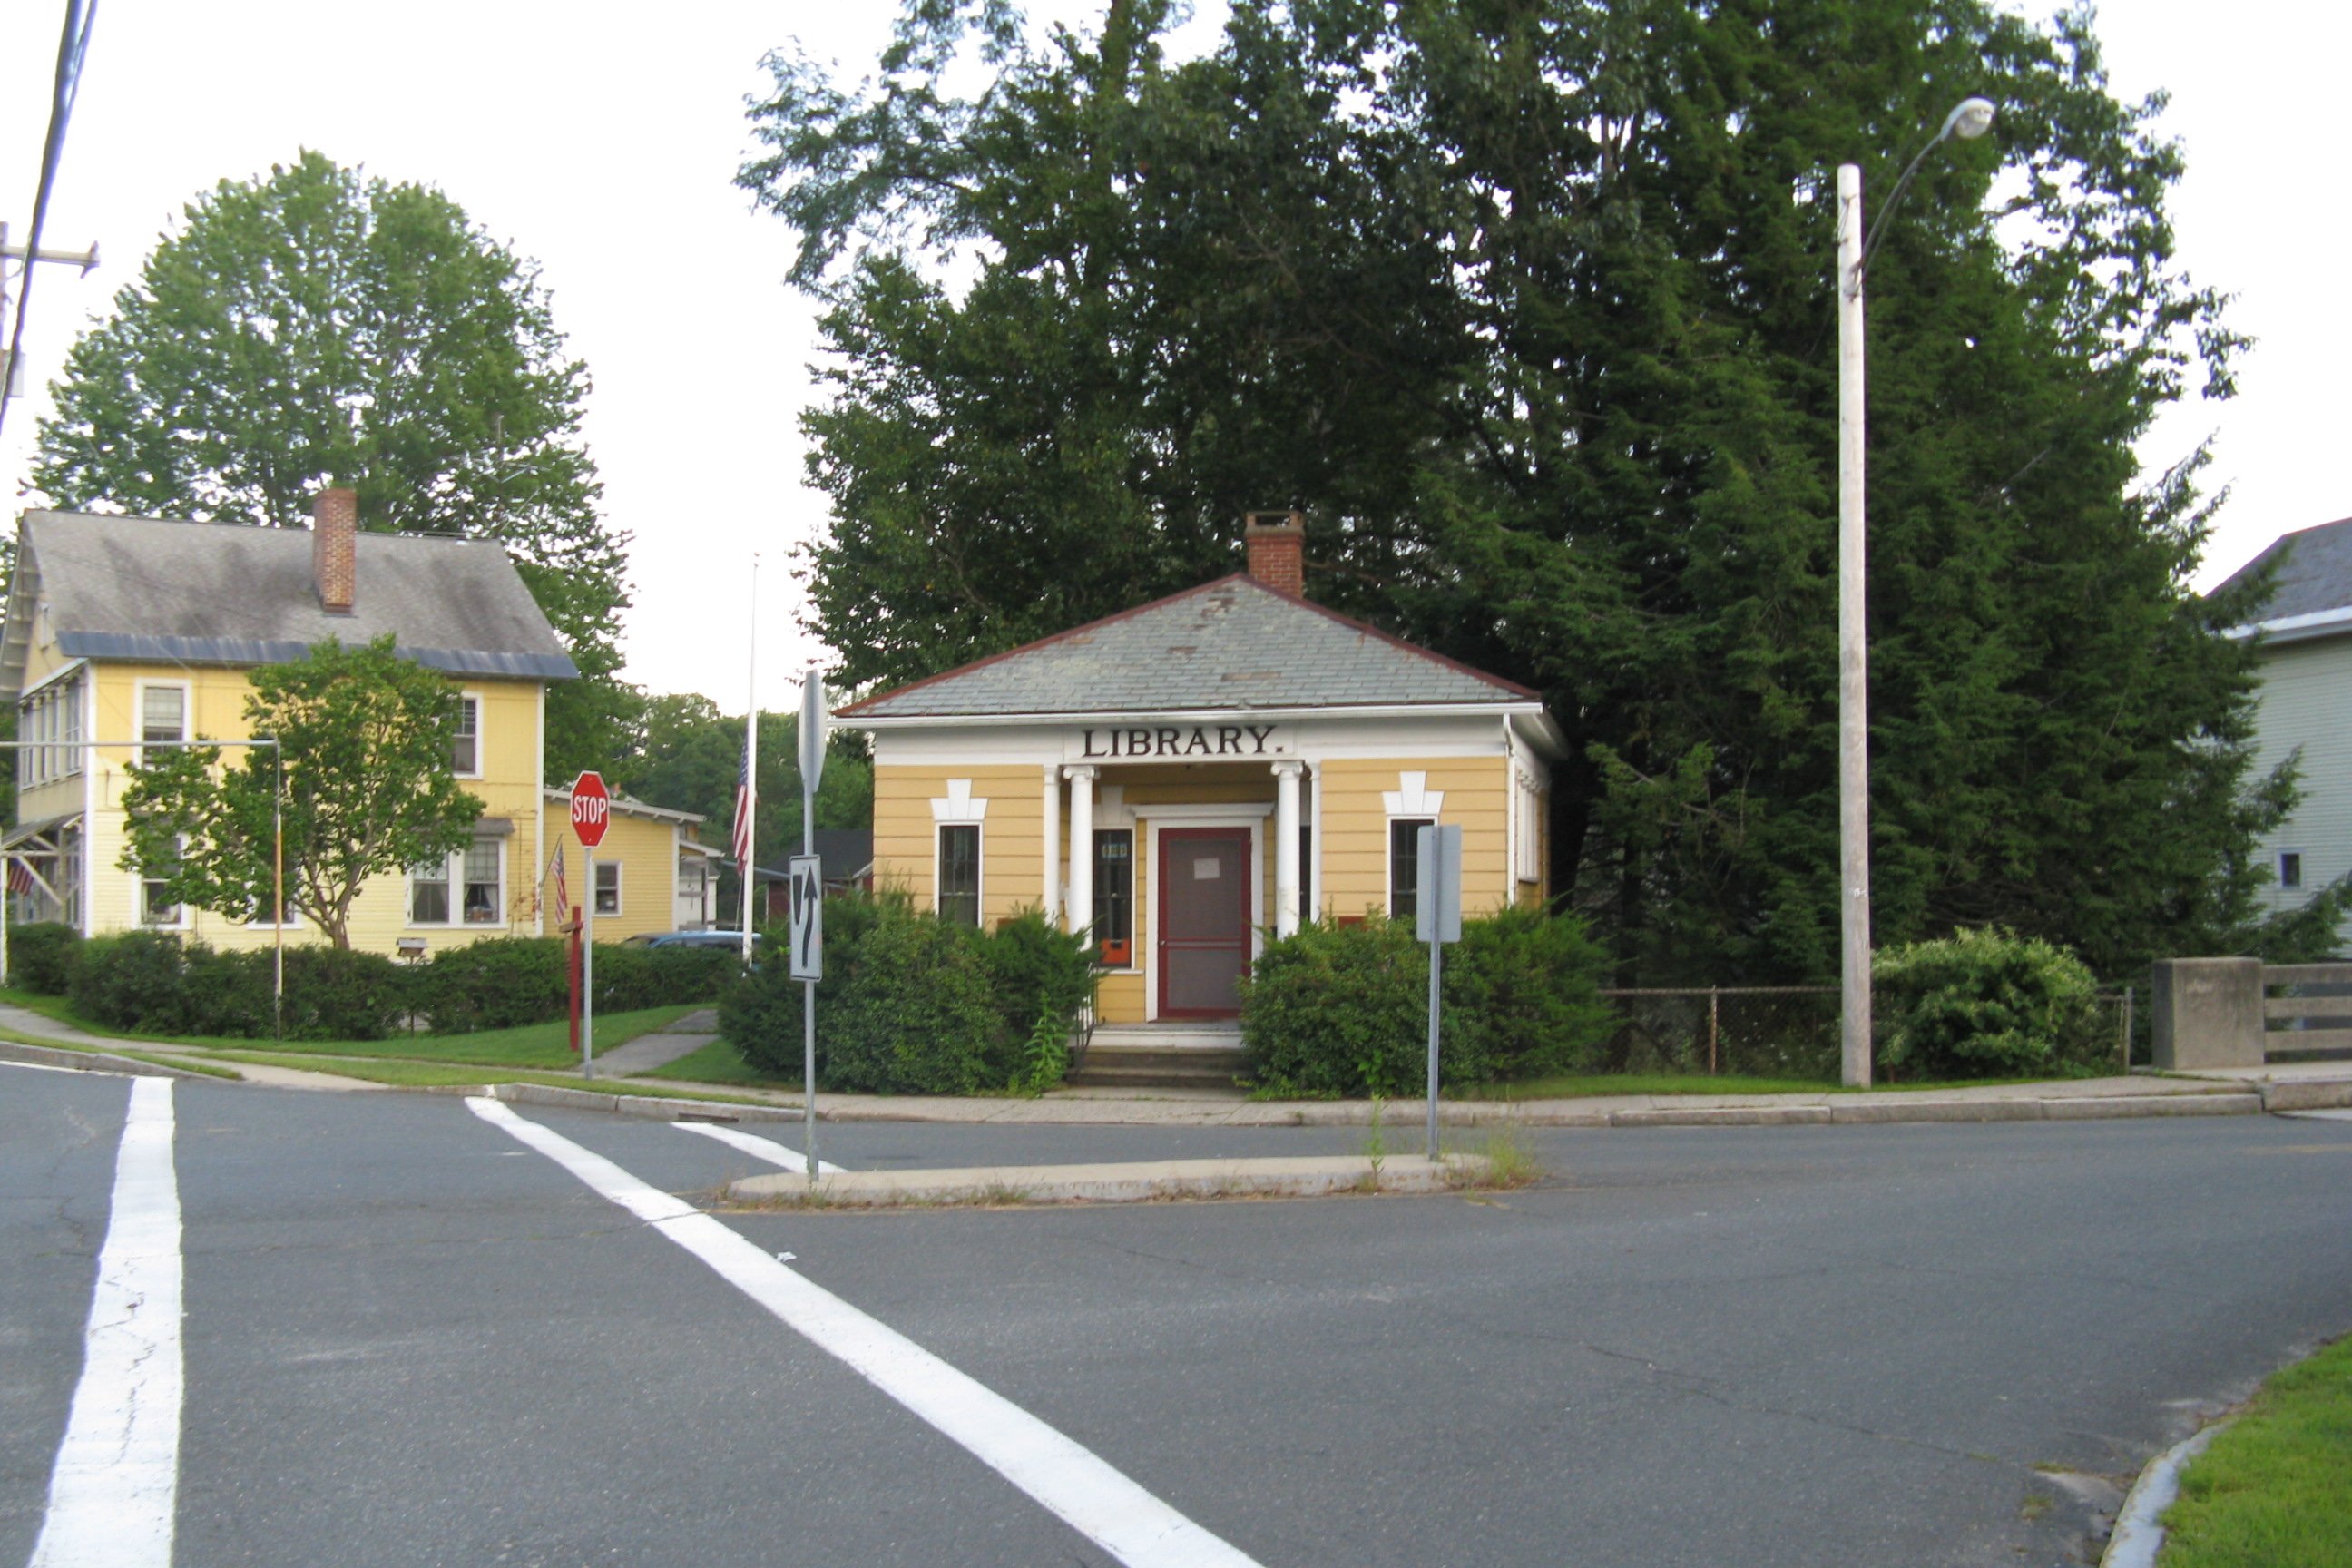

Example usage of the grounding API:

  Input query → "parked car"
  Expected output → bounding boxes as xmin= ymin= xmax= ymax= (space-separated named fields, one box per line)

xmin=619 ymin=930 xmax=761 ymax=950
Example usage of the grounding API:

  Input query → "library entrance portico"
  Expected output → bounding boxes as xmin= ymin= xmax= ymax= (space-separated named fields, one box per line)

xmin=837 ymin=512 xmax=1564 ymax=1026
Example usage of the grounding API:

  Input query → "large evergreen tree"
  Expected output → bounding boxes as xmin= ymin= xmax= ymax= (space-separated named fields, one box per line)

xmin=744 ymin=0 xmax=2299 ymax=981
xmin=33 ymin=151 xmax=639 ymax=782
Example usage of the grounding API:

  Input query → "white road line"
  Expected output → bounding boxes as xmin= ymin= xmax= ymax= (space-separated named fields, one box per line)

xmin=32 ymin=1075 xmax=184 ymax=1568
xmin=467 ymin=1097 xmax=1262 ymax=1568
xmin=673 ymin=1118 xmax=846 ymax=1173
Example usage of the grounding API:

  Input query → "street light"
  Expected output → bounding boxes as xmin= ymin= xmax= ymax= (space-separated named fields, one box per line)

xmin=1836 ymin=95 xmax=1995 ymax=1089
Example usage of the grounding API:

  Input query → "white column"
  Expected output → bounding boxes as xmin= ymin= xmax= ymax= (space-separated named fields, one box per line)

xmin=1040 ymin=762 xmax=1061 ymax=926
xmin=1272 ymin=760 xmax=1303 ymax=938
xmin=1064 ymin=765 xmax=1096 ymax=942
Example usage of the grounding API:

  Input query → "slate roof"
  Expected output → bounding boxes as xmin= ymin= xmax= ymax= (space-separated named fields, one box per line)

xmin=2 ymin=510 xmax=577 ymax=698
xmin=2212 ymin=516 xmax=2352 ymax=627
xmin=838 ymin=573 xmax=1537 ymax=720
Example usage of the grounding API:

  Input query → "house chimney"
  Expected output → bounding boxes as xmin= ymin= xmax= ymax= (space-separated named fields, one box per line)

xmin=312 ymin=487 xmax=358 ymax=614
xmin=1244 ymin=510 xmax=1305 ymax=596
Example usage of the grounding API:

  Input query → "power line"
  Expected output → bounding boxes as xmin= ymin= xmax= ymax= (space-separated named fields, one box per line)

xmin=0 ymin=0 xmax=102 ymax=438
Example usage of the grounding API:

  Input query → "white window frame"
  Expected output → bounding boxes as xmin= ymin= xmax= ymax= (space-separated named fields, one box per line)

xmin=594 ymin=858 xmax=622 ymax=918
xmin=134 ymin=834 xmax=188 ymax=929
xmin=460 ymin=837 xmax=505 ymax=926
xmin=134 ymin=678 xmax=191 ymax=768
xmin=408 ymin=857 xmax=455 ymax=926
xmin=936 ymin=822 xmax=984 ymax=927
xmin=452 ymin=691 xmax=484 ymax=779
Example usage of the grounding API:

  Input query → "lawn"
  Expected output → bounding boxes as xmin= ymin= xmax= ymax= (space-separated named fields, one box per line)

xmin=0 ymin=989 xmax=701 ymax=1071
xmin=1459 ymin=1072 xmax=1841 ymax=1100
xmin=2159 ymin=1335 xmax=2352 ymax=1567
xmin=639 ymin=1036 xmax=800 ymax=1090
xmin=205 ymin=1050 xmax=782 ymax=1104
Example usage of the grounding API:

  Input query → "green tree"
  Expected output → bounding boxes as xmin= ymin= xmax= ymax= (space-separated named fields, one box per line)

xmin=743 ymin=0 xmax=2292 ymax=985
xmin=117 ymin=637 xmax=485 ymax=949
xmin=32 ymin=150 xmax=638 ymax=782
xmin=613 ymin=691 xmax=874 ymax=909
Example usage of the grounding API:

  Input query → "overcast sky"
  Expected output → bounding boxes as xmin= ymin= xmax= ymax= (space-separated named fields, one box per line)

xmin=1 ymin=1 xmax=2341 ymax=713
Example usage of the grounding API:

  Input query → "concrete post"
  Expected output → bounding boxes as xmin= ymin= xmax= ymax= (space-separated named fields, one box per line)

xmin=2151 ymin=958 xmax=2265 ymax=1070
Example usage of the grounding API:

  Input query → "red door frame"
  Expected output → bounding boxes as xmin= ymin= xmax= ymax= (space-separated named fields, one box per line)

xmin=1157 ymin=827 xmax=1251 ymax=1020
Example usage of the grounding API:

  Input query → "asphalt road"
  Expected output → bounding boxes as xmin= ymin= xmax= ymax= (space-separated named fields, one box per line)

xmin=7 ymin=1063 xmax=2351 ymax=1568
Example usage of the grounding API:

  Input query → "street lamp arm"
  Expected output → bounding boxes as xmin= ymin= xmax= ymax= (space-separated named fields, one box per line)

xmin=1854 ymin=96 xmax=1997 ymax=285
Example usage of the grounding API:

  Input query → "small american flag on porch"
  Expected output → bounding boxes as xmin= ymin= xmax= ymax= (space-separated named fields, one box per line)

xmin=5 ymin=857 xmax=33 ymax=897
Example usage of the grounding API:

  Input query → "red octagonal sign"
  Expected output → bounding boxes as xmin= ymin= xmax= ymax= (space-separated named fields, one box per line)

xmin=570 ymin=770 xmax=612 ymax=848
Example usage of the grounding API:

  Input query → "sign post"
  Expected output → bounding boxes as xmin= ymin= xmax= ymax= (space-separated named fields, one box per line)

xmin=571 ymin=772 xmax=612 ymax=1078
xmin=1416 ymin=823 xmax=1463 ymax=1162
xmin=797 ymin=671 xmax=828 ymax=1181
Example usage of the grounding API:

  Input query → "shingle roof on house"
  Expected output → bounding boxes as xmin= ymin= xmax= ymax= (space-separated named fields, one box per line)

xmin=2 ymin=510 xmax=577 ymax=698
xmin=838 ymin=573 xmax=1537 ymax=720
xmin=2214 ymin=516 xmax=2352 ymax=630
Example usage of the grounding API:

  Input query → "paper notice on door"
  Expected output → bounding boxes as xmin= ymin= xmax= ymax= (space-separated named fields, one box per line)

xmin=1193 ymin=859 xmax=1222 ymax=879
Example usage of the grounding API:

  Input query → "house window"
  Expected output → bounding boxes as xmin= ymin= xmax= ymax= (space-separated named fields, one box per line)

xmin=1389 ymin=818 xmax=1433 ymax=920
xmin=139 ymin=837 xmax=183 ymax=927
xmin=410 ymin=858 xmax=452 ymax=925
xmin=2279 ymin=851 xmax=2304 ymax=891
xmin=452 ymin=695 xmax=481 ymax=776
xmin=595 ymin=860 xmax=621 ymax=916
xmin=462 ymin=839 xmax=503 ymax=924
xmin=140 ymin=682 xmax=188 ymax=763
xmin=1093 ymin=829 xmax=1132 ymax=950
xmin=247 ymin=860 xmax=301 ymax=926
xmin=938 ymin=824 xmax=980 ymax=927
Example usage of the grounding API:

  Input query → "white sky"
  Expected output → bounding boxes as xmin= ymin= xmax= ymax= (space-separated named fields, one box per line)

xmin=1 ymin=1 xmax=2342 ymax=712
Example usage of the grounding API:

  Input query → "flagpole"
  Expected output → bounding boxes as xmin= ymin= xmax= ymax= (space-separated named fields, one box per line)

xmin=740 ymin=556 xmax=759 ymax=965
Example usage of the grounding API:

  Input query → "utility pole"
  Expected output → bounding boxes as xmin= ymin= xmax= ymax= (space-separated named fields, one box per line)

xmin=0 ymin=222 xmax=100 ymax=418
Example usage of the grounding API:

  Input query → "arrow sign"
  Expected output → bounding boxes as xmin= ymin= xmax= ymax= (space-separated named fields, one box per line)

xmin=788 ymin=854 xmax=823 ymax=981
xmin=570 ymin=770 xmax=612 ymax=848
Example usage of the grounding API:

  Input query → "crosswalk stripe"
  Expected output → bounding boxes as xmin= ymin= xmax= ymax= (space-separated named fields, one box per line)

xmin=673 ymin=1118 xmax=847 ymax=1173
xmin=469 ymin=1096 xmax=1262 ymax=1568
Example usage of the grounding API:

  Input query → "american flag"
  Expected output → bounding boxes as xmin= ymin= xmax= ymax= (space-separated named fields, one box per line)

xmin=547 ymin=842 xmax=570 ymax=926
xmin=731 ymin=758 xmax=753 ymax=868
xmin=5 ymin=857 xmax=33 ymax=897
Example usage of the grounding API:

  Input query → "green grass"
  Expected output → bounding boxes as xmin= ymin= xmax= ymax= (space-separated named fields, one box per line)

xmin=0 ymin=1027 xmax=241 ymax=1079
xmin=2159 ymin=1335 xmax=2352 ymax=1567
xmin=202 ymin=1050 xmax=785 ymax=1105
xmin=638 ymin=1036 xmax=801 ymax=1089
xmin=0 ymin=991 xmax=699 ymax=1070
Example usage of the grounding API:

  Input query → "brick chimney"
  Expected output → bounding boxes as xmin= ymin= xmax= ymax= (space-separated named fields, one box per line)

xmin=312 ymin=487 xmax=358 ymax=614
xmin=1244 ymin=510 xmax=1305 ymax=597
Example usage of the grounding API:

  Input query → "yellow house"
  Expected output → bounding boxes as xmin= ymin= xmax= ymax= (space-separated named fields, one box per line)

xmin=838 ymin=513 xmax=1565 ymax=1028
xmin=0 ymin=495 xmax=689 ymax=956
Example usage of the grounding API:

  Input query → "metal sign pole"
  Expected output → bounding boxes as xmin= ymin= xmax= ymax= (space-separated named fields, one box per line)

xmin=799 ymin=670 xmax=828 ymax=1182
xmin=583 ymin=846 xmax=596 ymax=1080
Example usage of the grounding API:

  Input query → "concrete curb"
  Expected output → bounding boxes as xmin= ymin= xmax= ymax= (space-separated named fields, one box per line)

xmin=2258 ymin=1079 xmax=2352 ymax=1112
xmin=728 ymin=1152 xmax=1494 ymax=1208
xmin=2101 ymin=1422 xmax=2226 ymax=1568
xmin=0 ymin=1040 xmax=219 ymax=1083
xmin=488 ymin=1080 xmax=803 ymax=1124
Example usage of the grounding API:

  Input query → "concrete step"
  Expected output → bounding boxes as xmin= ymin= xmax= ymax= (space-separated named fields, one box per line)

xmin=1067 ymin=1043 xmax=1249 ymax=1090
xmin=1089 ymin=1024 xmax=1244 ymax=1052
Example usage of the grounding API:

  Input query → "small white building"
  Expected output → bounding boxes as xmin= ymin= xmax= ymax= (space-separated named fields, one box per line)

xmin=2216 ymin=515 xmax=2352 ymax=948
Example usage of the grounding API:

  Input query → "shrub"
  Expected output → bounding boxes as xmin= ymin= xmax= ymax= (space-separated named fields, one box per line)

xmin=1446 ymin=906 xmax=1615 ymax=1080
xmin=181 ymin=944 xmax=277 ymax=1037
xmin=1873 ymin=926 xmax=2101 ymax=1080
xmin=278 ymin=947 xmax=406 ymax=1040
xmin=967 ymin=909 xmax=1095 ymax=1089
xmin=1240 ymin=918 xmax=1428 ymax=1097
xmin=70 ymin=931 xmax=197 ymax=1034
xmin=1240 ymin=910 xmax=1617 ymax=1096
xmin=9 ymin=922 xmax=80 ymax=994
xmin=413 ymin=937 xmax=571 ymax=1033
xmin=722 ymin=892 xmax=1003 ymax=1093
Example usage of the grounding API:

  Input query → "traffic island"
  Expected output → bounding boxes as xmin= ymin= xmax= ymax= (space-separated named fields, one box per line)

xmin=725 ymin=1152 xmax=1497 ymax=1209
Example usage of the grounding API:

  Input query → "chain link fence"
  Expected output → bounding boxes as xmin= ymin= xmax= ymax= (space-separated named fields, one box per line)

xmin=1595 ymin=985 xmax=2140 ymax=1081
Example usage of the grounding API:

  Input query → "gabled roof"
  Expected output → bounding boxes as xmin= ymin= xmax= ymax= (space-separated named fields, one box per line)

xmin=1 ymin=510 xmax=578 ymax=700
xmin=838 ymin=573 xmax=1538 ymax=720
xmin=2215 ymin=516 xmax=2352 ymax=644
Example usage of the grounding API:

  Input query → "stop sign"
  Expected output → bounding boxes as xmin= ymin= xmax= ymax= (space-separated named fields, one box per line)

xmin=570 ymin=770 xmax=612 ymax=848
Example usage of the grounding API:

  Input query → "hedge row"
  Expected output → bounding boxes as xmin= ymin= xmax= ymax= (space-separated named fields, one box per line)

xmin=1239 ymin=908 xmax=1617 ymax=1096
xmin=720 ymin=894 xmax=1093 ymax=1094
xmin=7 ymin=924 xmax=739 ymax=1040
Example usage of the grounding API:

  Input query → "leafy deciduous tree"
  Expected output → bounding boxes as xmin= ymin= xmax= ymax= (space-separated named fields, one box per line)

xmin=117 ymin=637 xmax=485 ymax=949
xmin=34 ymin=149 xmax=638 ymax=781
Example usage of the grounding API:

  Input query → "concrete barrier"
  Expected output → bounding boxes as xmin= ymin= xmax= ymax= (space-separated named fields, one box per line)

xmin=2151 ymin=958 xmax=2265 ymax=1070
